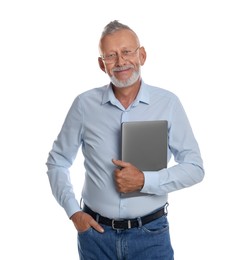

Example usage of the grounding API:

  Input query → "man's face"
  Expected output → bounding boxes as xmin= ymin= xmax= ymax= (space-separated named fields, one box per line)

xmin=98 ymin=29 xmax=146 ymax=88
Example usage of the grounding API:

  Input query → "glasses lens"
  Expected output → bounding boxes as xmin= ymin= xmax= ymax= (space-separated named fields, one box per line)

xmin=102 ymin=47 xmax=140 ymax=64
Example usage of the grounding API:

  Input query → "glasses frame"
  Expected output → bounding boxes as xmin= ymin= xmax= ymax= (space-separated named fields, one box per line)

xmin=100 ymin=46 xmax=140 ymax=64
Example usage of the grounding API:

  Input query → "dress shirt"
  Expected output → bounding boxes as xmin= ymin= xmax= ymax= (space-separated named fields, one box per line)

xmin=46 ymin=80 xmax=204 ymax=219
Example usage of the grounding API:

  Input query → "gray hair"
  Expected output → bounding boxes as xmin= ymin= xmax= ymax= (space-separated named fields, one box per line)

xmin=100 ymin=20 xmax=136 ymax=39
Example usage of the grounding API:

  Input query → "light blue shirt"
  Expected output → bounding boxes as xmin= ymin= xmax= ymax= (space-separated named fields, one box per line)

xmin=46 ymin=81 xmax=204 ymax=219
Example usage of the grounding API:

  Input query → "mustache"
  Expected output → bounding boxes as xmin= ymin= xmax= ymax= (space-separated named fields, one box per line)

xmin=112 ymin=65 xmax=134 ymax=72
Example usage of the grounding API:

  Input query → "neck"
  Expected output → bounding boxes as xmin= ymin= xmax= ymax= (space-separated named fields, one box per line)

xmin=112 ymin=80 xmax=141 ymax=109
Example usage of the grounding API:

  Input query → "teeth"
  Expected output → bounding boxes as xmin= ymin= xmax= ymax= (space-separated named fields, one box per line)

xmin=113 ymin=65 xmax=133 ymax=72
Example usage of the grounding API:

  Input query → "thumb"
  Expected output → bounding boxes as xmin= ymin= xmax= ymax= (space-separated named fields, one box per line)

xmin=112 ymin=159 xmax=130 ymax=168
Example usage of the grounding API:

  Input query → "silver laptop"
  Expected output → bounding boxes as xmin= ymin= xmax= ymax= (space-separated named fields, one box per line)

xmin=121 ymin=120 xmax=168 ymax=171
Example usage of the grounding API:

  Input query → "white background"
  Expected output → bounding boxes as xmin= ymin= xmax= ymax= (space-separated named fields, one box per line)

xmin=1 ymin=0 xmax=249 ymax=259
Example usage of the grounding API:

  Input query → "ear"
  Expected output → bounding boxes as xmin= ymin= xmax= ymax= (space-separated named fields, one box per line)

xmin=139 ymin=47 xmax=147 ymax=66
xmin=98 ymin=57 xmax=107 ymax=73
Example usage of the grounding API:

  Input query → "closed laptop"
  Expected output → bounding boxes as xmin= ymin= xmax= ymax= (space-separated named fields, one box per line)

xmin=121 ymin=120 xmax=168 ymax=171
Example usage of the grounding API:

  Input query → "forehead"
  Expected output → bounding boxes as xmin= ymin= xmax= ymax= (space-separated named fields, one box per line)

xmin=99 ymin=29 xmax=139 ymax=52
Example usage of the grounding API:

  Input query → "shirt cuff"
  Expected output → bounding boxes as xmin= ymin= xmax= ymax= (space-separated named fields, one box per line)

xmin=64 ymin=198 xmax=82 ymax=219
xmin=141 ymin=171 xmax=160 ymax=194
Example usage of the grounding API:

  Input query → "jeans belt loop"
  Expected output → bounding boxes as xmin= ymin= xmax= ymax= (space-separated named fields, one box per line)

xmin=96 ymin=213 xmax=100 ymax=223
xmin=164 ymin=202 xmax=169 ymax=214
xmin=111 ymin=219 xmax=116 ymax=230
xmin=127 ymin=220 xmax=131 ymax=229
xmin=137 ymin=217 xmax=142 ymax=228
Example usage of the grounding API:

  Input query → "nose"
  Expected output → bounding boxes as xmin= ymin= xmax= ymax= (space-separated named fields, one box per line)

xmin=115 ymin=53 xmax=127 ymax=65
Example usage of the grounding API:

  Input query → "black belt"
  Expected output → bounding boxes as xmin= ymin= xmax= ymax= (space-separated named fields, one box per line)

xmin=83 ymin=204 xmax=168 ymax=230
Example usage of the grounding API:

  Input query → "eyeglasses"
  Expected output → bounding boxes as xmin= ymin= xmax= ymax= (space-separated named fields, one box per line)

xmin=100 ymin=46 xmax=140 ymax=64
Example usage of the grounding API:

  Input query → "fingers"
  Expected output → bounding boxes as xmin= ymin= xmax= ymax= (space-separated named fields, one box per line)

xmin=112 ymin=159 xmax=145 ymax=193
xmin=71 ymin=211 xmax=104 ymax=233
xmin=89 ymin=218 xmax=104 ymax=233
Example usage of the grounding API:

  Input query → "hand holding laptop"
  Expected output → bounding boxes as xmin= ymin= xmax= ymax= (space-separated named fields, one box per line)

xmin=112 ymin=159 xmax=145 ymax=193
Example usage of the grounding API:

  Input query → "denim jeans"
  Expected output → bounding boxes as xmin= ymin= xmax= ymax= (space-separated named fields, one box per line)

xmin=77 ymin=215 xmax=174 ymax=260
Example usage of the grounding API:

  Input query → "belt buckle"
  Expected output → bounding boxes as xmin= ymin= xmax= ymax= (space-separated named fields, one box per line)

xmin=112 ymin=219 xmax=132 ymax=230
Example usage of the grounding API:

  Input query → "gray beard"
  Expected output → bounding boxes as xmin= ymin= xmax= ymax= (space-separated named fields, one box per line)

xmin=110 ymin=68 xmax=141 ymax=88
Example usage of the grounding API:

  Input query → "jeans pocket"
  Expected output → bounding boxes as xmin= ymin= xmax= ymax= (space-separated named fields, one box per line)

xmin=142 ymin=215 xmax=169 ymax=234
xmin=78 ymin=227 xmax=93 ymax=236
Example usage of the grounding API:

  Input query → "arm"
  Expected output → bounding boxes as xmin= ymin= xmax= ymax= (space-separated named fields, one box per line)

xmin=142 ymin=98 xmax=204 ymax=195
xmin=46 ymin=96 xmax=84 ymax=218
xmin=113 ymin=97 xmax=204 ymax=195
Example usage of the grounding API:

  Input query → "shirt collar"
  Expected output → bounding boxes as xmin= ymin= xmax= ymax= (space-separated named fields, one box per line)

xmin=102 ymin=80 xmax=150 ymax=106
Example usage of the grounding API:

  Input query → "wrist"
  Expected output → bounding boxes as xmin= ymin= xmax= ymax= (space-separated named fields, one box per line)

xmin=70 ymin=211 xmax=82 ymax=221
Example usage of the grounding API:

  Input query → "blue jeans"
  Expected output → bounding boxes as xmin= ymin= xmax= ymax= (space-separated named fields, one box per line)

xmin=77 ymin=215 xmax=174 ymax=260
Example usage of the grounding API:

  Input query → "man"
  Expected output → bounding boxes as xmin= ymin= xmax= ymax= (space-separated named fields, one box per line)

xmin=46 ymin=20 xmax=204 ymax=259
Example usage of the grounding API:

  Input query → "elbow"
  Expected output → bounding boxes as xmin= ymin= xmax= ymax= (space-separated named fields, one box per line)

xmin=194 ymin=165 xmax=205 ymax=184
